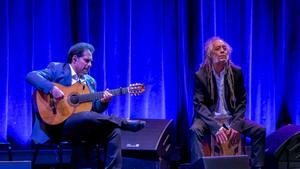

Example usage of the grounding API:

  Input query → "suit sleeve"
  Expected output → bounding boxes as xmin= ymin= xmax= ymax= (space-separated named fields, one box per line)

xmin=194 ymin=73 xmax=221 ymax=134
xmin=26 ymin=62 xmax=56 ymax=94
xmin=230 ymin=70 xmax=246 ymax=132
xmin=89 ymin=79 xmax=109 ymax=113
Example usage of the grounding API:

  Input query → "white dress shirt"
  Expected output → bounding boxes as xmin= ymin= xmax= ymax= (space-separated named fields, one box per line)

xmin=69 ymin=64 xmax=85 ymax=85
xmin=213 ymin=68 xmax=230 ymax=117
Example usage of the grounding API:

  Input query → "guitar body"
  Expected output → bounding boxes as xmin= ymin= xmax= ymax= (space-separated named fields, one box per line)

xmin=35 ymin=82 xmax=92 ymax=125
xmin=35 ymin=82 xmax=144 ymax=125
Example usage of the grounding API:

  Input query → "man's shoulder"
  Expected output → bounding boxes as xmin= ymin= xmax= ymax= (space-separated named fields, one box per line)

xmin=230 ymin=64 xmax=243 ymax=75
xmin=47 ymin=62 xmax=68 ymax=70
xmin=84 ymin=74 xmax=97 ymax=90
xmin=230 ymin=64 xmax=242 ymax=71
xmin=84 ymin=74 xmax=97 ymax=86
xmin=84 ymin=74 xmax=95 ymax=81
xmin=195 ymin=66 xmax=209 ymax=79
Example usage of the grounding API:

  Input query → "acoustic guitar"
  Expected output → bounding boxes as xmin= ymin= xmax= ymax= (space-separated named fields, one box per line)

xmin=34 ymin=82 xmax=145 ymax=125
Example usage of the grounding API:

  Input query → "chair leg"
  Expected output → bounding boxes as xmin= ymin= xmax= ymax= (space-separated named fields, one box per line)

xmin=96 ymin=144 xmax=101 ymax=169
xmin=96 ymin=144 xmax=106 ymax=169
xmin=32 ymin=144 xmax=40 ymax=166
xmin=7 ymin=143 xmax=12 ymax=161
xmin=241 ymin=134 xmax=246 ymax=155
xmin=57 ymin=143 xmax=63 ymax=169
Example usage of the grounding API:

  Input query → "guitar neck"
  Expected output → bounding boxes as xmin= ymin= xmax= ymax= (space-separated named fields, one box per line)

xmin=79 ymin=87 xmax=129 ymax=103
xmin=101 ymin=88 xmax=129 ymax=96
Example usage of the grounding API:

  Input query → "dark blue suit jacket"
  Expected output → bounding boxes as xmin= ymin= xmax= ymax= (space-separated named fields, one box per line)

xmin=193 ymin=65 xmax=246 ymax=134
xmin=26 ymin=62 xmax=108 ymax=144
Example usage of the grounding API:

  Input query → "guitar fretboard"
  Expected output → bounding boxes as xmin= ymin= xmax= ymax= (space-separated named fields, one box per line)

xmin=77 ymin=87 xmax=129 ymax=103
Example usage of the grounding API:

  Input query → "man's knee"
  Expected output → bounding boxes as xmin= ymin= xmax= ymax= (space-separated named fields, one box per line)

xmin=112 ymin=128 xmax=121 ymax=135
xmin=189 ymin=125 xmax=205 ymax=138
xmin=257 ymin=126 xmax=266 ymax=137
xmin=251 ymin=125 xmax=266 ymax=139
xmin=109 ymin=128 xmax=121 ymax=139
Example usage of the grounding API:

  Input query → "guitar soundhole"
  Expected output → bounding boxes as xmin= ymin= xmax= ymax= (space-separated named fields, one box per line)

xmin=69 ymin=94 xmax=80 ymax=105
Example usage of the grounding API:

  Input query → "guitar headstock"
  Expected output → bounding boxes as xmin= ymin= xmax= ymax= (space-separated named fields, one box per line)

xmin=128 ymin=83 xmax=145 ymax=96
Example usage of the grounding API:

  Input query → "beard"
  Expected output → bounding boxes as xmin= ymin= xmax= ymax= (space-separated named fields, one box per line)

xmin=212 ymin=55 xmax=228 ymax=64
xmin=78 ymin=68 xmax=89 ymax=78
xmin=82 ymin=67 xmax=90 ymax=73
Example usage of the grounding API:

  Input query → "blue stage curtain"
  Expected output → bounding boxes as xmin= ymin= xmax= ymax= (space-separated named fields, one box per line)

xmin=0 ymin=0 xmax=299 ymax=145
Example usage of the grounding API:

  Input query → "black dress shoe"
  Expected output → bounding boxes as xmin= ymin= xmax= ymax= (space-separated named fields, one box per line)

xmin=121 ymin=120 xmax=146 ymax=132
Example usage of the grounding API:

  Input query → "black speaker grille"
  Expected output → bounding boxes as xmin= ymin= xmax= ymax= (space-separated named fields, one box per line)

xmin=121 ymin=119 xmax=174 ymax=159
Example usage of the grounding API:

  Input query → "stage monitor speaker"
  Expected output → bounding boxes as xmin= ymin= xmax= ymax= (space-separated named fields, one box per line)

xmin=265 ymin=124 xmax=300 ymax=169
xmin=179 ymin=155 xmax=250 ymax=169
xmin=121 ymin=119 xmax=174 ymax=169
xmin=0 ymin=161 xmax=31 ymax=169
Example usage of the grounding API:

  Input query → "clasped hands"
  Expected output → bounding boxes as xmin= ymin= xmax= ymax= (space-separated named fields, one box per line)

xmin=215 ymin=126 xmax=239 ymax=145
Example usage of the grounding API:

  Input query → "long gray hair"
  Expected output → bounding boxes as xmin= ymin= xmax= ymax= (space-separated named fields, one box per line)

xmin=200 ymin=37 xmax=236 ymax=108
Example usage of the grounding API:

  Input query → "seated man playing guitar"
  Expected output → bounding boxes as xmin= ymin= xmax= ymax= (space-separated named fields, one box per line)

xmin=26 ymin=42 xmax=145 ymax=169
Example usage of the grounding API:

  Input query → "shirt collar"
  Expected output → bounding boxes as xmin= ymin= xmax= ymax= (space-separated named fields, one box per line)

xmin=213 ymin=67 xmax=225 ymax=79
xmin=69 ymin=64 xmax=77 ymax=77
xmin=69 ymin=64 xmax=86 ymax=83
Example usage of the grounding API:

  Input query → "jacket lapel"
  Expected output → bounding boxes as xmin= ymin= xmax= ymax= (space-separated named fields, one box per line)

xmin=61 ymin=63 xmax=72 ymax=86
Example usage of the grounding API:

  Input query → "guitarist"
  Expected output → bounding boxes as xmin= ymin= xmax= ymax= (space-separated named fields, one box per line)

xmin=26 ymin=42 xmax=145 ymax=169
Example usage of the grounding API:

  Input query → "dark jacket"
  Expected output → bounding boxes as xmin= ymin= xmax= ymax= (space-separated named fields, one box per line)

xmin=193 ymin=65 xmax=246 ymax=134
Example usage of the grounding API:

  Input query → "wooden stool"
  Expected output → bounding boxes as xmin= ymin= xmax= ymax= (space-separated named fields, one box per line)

xmin=202 ymin=132 xmax=243 ymax=156
xmin=210 ymin=132 xmax=243 ymax=156
xmin=203 ymin=114 xmax=244 ymax=156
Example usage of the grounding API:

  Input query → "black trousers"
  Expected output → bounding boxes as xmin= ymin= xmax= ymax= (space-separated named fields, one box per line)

xmin=62 ymin=111 xmax=123 ymax=169
xmin=189 ymin=118 xmax=266 ymax=168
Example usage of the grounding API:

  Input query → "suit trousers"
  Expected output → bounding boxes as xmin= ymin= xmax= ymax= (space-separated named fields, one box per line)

xmin=189 ymin=118 xmax=266 ymax=168
xmin=62 ymin=111 xmax=123 ymax=169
